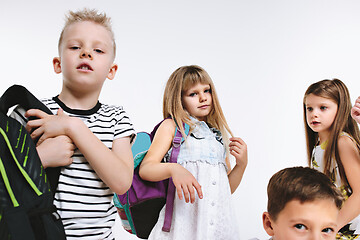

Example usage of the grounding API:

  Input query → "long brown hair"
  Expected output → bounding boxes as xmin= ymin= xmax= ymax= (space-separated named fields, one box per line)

xmin=303 ymin=79 xmax=360 ymax=187
xmin=163 ymin=65 xmax=233 ymax=151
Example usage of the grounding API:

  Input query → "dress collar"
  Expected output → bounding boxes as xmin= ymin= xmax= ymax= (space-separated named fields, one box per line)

xmin=189 ymin=116 xmax=223 ymax=144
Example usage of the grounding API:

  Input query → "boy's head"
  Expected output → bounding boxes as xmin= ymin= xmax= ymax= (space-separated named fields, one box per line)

xmin=58 ymin=8 xmax=116 ymax=58
xmin=53 ymin=8 xmax=118 ymax=96
xmin=262 ymin=167 xmax=344 ymax=239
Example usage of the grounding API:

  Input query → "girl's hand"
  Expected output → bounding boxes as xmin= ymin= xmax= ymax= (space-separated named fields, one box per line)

xmin=351 ymin=96 xmax=360 ymax=124
xmin=26 ymin=108 xmax=72 ymax=145
xmin=171 ymin=164 xmax=203 ymax=203
xmin=227 ymin=137 xmax=247 ymax=193
xmin=37 ymin=135 xmax=75 ymax=168
xmin=229 ymin=137 xmax=248 ymax=168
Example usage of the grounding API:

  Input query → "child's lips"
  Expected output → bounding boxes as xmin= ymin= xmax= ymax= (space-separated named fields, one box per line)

xmin=77 ymin=63 xmax=93 ymax=71
xmin=198 ymin=105 xmax=209 ymax=109
xmin=311 ymin=121 xmax=320 ymax=125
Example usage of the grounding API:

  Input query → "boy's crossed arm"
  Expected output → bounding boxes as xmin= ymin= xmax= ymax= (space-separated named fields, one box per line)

xmin=37 ymin=135 xmax=75 ymax=168
xmin=25 ymin=108 xmax=134 ymax=195
xmin=10 ymin=106 xmax=75 ymax=168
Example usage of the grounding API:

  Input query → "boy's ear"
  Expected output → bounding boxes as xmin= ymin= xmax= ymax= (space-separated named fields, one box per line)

xmin=107 ymin=63 xmax=118 ymax=80
xmin=53 ymin=57 xmax=62 ymax=74
xmin=262 ymin=212 xmax=275 ymax=236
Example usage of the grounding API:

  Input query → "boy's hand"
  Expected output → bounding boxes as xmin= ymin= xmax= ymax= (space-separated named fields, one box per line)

xmin=171 ymin=164 xmax=203 ymax=203
xmin=229 ymin=137 xmax=248 ymax=168
xmin=26 ymin=108 xmax=71 ymax=145
xmin=37 ymin=135 xmax=75 ymax=168
xmin=351 ymin=96 xmax=360 ymax=124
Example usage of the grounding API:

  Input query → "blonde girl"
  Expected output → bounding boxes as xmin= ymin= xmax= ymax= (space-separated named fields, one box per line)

xmin=304 ymin=79 xmax=360 ymax=238
xmin=139 ymin=65 xmax=247 ymax=240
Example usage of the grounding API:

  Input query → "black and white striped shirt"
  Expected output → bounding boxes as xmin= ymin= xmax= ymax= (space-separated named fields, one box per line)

xmin=12 ymin=96 xmax=135 ymax=240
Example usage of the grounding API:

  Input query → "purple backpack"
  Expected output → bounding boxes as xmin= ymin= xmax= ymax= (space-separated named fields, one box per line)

xmin=113 ymin=120 xmax=189 ymax=239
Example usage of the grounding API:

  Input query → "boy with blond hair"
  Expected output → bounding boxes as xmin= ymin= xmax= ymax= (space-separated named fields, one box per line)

xmin=12 ymin=8 xmax=135 ymax=239
xmin=261 ymin=167 xmax=344 ymax=240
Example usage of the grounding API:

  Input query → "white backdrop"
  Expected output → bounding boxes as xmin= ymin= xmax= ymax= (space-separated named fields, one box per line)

xmin=2 ymin=1 xmax=360 ymax=239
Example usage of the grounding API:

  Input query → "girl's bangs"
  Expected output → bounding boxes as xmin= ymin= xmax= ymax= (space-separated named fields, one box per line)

xmin=305 ymin=81 xmax=339 ymax=104
xmin=182 ymin=71 xmax=211 ymax=92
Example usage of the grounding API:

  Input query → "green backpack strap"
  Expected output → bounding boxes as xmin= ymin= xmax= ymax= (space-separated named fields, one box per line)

xmin=0 ymin=123 xmax=43 ymax=208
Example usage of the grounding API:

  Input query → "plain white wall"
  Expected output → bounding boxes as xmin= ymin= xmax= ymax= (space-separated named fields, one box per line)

xmin=2 ymin=1 xmax=360 ymax=239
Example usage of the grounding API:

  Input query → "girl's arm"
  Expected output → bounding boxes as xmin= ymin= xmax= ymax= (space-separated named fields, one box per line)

xmin=227 ymin=137 xmax=248 ymax=194
xmin=139 ymin=119 xmax=203 ymax=203
xmin=25 ymin=108 xmax=134 ymax=195
xmin=336 ymin=135 xmax=360 ymax=231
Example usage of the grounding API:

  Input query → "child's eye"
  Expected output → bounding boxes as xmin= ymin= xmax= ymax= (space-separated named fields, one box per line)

xmin=70 ymin=46 xmax=80 ymax=50
xmin=294 ymin=224 xmax=306 ymax=230
xmin=320 ymin=106 xmax=327 ymax=110
xmin=189 ymin=93 xmax=197 ymax=97
xmin=306 ymin=107 xmax=313 ymax=112
xmin=204 ymin=89 xmax=211 ymax=93
xmin=94 ymin=49 xmax=104 ymax=53
xmin=322 ymin=227 xmax=334 ymax=233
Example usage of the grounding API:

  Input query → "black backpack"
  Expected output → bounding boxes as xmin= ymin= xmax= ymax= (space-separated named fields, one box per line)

xmin=0 ymin=85 xmax=65 ymax=240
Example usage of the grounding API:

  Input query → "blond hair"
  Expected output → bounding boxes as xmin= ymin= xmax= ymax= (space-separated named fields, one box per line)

xmin=303 ymin=79 xmax=360 ymax=193
xmin=58 ymin=8 xmax=116 ymax=57
xmin=163 ymin=65 xmax=233 ymax=153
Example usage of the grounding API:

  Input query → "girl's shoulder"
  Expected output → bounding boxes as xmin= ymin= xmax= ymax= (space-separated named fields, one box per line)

xmin=340 ymin=132 xmax=353 ymax=139
xmin=338 ymin=133 xmax=359 ymax=153
xmin=337 ymin=133 xmax=360 ymax=172
xmin=339 ymin=132 xmax=357 ymax=144
xmin=156 ymin=118 xmax=177 ymax=138
xmin=160 ymin=118 xmax=176 ymax=129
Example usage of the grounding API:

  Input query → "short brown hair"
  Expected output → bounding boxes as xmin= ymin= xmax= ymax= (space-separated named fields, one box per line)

xmin=267 ymin=167 xmax=343 ymax=221
xmin=58 ymin=8 xmax=116 ymax=57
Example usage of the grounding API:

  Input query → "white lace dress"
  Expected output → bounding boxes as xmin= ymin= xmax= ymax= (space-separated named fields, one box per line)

xmin=148 ymin=118 xmax=239 ymax=240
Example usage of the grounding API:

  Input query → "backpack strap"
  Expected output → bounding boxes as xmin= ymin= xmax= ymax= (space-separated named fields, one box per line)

xmin=162 ymin=123 xmax=189 ymax=232
xmin=0 ymin=85 xmax=60 ymax=194
xmin=0 ymin=85 xmax=53 ymax=117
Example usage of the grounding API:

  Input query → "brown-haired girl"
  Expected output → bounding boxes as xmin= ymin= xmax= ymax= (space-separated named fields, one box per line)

xmin=139 ymin=65 xmax=247 ymax=239
xmin=304 ymin=79 xmax=360 ymax=238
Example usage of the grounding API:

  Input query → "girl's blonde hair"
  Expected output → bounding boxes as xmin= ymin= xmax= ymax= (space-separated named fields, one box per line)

xmin=163 ymin=65 xmax=233 ymax=150
xmin=58 ymin=8 xmax=116 ymax=57
xmin=303 ymin=79 xmax=360 ymax=189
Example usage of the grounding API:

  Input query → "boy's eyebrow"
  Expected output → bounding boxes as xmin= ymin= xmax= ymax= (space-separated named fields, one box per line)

xmin=65 ymin=38 xmax=111 ymax=47
xmin=288 ymin=218 xmax=337 ymax=227
xmin=288 ymin=218 xmax=308 ymax=223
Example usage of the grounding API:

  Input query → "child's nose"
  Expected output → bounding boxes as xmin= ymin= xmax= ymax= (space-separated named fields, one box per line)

xmin=313 ymin=110 xmax=319 ymax=117
xmin=80 ymin=49 xmax=93 ymax=60
xmin=310 ymin=109 xmax=319 ymax=118
xmin=309 ymin=233 xmax=321 ymax=240
xmin=199 ymin=93 xmax=207 ymax=102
